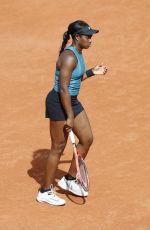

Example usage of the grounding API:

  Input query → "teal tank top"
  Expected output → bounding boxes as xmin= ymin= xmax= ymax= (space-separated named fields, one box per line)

xmin=54 ymin=45 xmax=85 ymax=96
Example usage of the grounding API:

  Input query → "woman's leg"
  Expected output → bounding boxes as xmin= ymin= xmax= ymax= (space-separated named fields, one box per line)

xmin=43 ymin=120 xmax=68 ymax=189
xmin=67 ymin=110 xmax=93 ymax=177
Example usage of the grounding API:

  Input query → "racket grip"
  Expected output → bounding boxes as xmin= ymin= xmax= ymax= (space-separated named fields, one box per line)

xmin=69 ymin=130 xmax=76 ymax=144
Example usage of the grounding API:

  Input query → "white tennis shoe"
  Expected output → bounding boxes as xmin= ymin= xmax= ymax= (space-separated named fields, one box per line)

xmin=36 ymin=185 xmax=66 ymax=206
xmin=58 ymin=176 xmax=88 ymax=197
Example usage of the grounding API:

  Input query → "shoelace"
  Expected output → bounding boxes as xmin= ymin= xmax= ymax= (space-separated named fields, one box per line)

xmin=69 ymin=178 xmax=81 ymax=186
xmin=75 ymin=179 xmax=80 ymax=184
xmin=47 ymin=184 xmax=56 ymax=196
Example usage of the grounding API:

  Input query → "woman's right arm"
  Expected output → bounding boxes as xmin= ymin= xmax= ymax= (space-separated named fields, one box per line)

xmin=59 ymin=51 xmax=77 ymax=130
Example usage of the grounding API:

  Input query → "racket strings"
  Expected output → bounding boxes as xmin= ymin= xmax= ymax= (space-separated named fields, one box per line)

xmin=78 ymin=158 xmax=89 ymax=191
xmin=80 ymin=163 xmax=88 ymax=182
xmin=74 ymin=145 xmax=89 ymax=191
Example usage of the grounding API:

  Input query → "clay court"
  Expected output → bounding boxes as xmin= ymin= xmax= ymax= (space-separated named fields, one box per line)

xmin=0 ymin=0 xmax=150 ymax=229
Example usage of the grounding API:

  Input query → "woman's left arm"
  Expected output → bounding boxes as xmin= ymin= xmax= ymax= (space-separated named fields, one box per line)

xmin=82 ymin=64 xmax=107 ymax=81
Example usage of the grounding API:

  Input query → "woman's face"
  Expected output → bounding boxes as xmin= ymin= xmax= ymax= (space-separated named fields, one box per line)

xmin=76 ymin=34 xmax=93 ymax=49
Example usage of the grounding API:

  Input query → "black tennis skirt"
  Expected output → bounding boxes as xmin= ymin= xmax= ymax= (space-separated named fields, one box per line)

xmin=45 ymin=88 xmax=84 ymax=121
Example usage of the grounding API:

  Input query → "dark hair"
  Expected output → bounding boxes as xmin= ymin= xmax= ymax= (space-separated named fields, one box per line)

xmin=59 ymin=20 xmax=89 ymax=55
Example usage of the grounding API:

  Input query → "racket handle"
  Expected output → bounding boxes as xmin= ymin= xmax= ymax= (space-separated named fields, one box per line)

xmin=69 ymin=130 xmax=76 ymax=144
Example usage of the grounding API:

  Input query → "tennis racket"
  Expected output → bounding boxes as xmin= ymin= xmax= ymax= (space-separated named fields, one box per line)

xmin=69 ymin=130 xmax=89 ymax=191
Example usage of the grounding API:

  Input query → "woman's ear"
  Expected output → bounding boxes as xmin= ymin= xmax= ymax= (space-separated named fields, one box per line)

xmin=75 ymin=34 xmax=80 ymax=41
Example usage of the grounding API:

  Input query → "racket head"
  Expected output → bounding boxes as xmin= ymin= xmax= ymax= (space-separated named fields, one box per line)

xmin=77 ymin=155 xmax=89 ymax=191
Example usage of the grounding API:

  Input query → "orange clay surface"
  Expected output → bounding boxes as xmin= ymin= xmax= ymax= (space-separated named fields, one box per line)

xmin=0 ymin=0 xmax=150 ymax=229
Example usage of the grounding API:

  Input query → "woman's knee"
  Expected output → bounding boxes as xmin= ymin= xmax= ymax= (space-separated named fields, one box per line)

xmin=80 ymin=134 xmax=94 ymax=151
xmin=51 ymin=142 xmax=66 ymax=155
xmin=86 ymin=133 xmax=94 ymax=147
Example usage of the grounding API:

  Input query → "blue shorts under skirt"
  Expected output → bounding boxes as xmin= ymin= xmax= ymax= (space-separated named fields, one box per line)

xmin=45 ymin=89 xmax=84 ymax=121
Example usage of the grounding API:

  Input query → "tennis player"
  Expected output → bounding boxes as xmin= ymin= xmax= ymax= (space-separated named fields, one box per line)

xmin=36 ymin=20 xmax=107 ymax=206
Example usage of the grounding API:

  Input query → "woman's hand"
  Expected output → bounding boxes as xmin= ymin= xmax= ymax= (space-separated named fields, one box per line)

xmin=92 ymin=64 xmax=107 ymax=75
xmin=64 ymin=117 xmax=74 ymax=132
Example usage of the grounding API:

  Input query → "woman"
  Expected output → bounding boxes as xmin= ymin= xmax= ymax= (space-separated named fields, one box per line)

xmin=36 ymin=20 xmax=107 ymax=206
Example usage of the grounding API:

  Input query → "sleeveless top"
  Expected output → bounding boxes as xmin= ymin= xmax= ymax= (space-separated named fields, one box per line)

xmin=54 ymin=45 xmax=85 ymax=96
